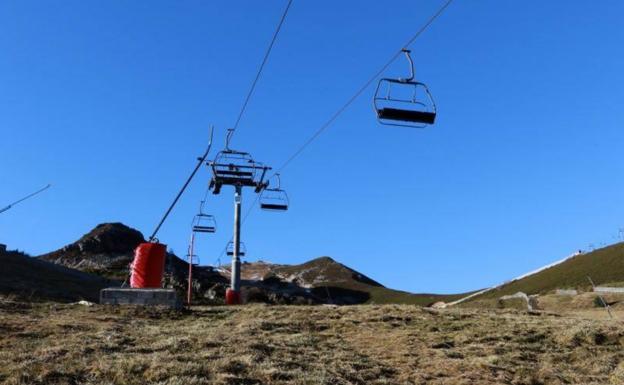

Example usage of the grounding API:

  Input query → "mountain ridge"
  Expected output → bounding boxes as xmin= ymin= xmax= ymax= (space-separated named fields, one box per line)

xmin=30 ymin=222 xmax=463 ymax=305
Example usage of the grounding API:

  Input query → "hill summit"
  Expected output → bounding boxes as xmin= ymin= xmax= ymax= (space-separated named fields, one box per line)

xmin=38 ymin=222 xmax=225 ymax=295
xmin=39 ymin=223 xmax=145 ymax=278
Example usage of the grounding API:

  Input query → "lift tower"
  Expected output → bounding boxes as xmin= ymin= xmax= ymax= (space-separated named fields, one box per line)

xmin=208 ymin=129 xmax=270 ymax=304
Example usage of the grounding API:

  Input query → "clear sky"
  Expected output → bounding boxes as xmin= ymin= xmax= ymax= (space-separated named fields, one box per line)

xmin=1 ymin=1 xmax=623 ymax=294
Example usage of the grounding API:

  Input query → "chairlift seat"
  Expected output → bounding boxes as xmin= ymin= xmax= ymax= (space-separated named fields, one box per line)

xmin=212 ymin=164 xmax=259 ymax=186
xmin=260 ymin=203 xmax=288 ymax=211
xmin=226 ymin=241 xmax=246 ymax=257
xmin=215 ymin=169 xmax=254 ymax=177
xmin=193 ymin=225 xmax=215 ymax=233
xmin=211 ymin=176 xmax=257 ymax=187
xmin=377 ymin=108 xmax=436 ymax=125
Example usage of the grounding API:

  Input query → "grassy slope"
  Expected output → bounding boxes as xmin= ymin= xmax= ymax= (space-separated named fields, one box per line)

xmin=0 ymin=251 xmax=118 ymax=302
xmin=473 ymin=242 xmax=624 ymax=300
xmin=1 ymin=303 xmax=623 ymax=384
xmin=366 ymin=286 xmax=471 ymax=305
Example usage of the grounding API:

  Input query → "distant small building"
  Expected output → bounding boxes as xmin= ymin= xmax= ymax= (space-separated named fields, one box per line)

xmin=594 ymin=286 xmax=624 ymax=294
xmin=0 ymin=244 xmax=6 ymax=253
xmin=555 ymin=289 xmax=578 ymax=296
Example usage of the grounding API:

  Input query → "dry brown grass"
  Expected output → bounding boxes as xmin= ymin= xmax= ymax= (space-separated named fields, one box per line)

xmin=1 ymin=302 xmax=624 ymax=384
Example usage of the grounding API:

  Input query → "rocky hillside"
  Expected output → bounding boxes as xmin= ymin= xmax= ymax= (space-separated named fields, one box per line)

xmin=27 ymin=222 xmax=464 ymax=305
xmin=227 ymin=257 xmax=467 ymax=305
xmin=38 ymin=223 xmax=227 ymax=301
xmin=0 ymin=249 xmax=117 ymax=302
xmin=39 ymin=223 xmax=146 ymax=279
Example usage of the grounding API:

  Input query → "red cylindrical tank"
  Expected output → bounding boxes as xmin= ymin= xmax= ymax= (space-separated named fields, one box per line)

xmin=130 ymin=242 xmax=167 ymax=288
xmin=225 ymin=288 xmax=241 ymax=305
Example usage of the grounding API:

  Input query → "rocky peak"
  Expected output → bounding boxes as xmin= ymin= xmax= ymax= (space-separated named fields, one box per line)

xmin=38 ymin=223 xmax=146 ymax=276
xmin=74 ymin=223 xmax=145 ymax=254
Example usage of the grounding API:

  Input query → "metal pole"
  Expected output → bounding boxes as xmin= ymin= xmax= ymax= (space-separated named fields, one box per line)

xmin=187 ymin=232 xmax=195 ymax=305
xmin=148 ymin=126 xmax=213 ymax=242
xmin=0 ymin=184 xmax=51 ymax=215
xmin=231 ymin=185 xmax=242 ymax=296
xmin=587 ymin=276 xmax=613 ymax=319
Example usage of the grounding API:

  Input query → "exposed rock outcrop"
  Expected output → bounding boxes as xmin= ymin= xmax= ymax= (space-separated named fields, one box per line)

xmin=38 ymin=223 xmax=227 ymax=302
xmin=39 ymin=223 xmax=144 ymax=276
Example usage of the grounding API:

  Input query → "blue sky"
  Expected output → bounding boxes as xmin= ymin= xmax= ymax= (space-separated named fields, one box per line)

xmin=1 ymin=1 xmax=623 ymax=294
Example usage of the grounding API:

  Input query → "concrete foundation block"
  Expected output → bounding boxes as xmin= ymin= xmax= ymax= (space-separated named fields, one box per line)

xmin=100 ymin=288 xmax=182 ymax=309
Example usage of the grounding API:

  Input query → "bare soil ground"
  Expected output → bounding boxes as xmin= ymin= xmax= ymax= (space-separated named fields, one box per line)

xmin=1 ymin=302 xmax=624 ymax=385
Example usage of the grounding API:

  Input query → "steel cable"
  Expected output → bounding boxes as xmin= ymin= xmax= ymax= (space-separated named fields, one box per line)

xmin=213 ymin=0 xmax=455 ymax=264
xmin=230 ymin=0 xmax=294 ymax=140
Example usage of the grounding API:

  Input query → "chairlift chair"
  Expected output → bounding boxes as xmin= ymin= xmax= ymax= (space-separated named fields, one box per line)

xmin=186 ymin=253 xmax=200 ymax=266
xmin=208 ymin=129 xmax=270 ymax=194
xmin=373 ymin=49 xmax=437 ymax=128
xmin=260 ymin=174 xmax=289 ymax=211
xmin=191 ymin=201 xmax=217 ymax=233
xmin=211 ymin=150 xmax=257 ymax=185
xmin=192 ymin=214 xmax=216 ymax=233
xmin=226 ymin=241 xmax=246 ymax=257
